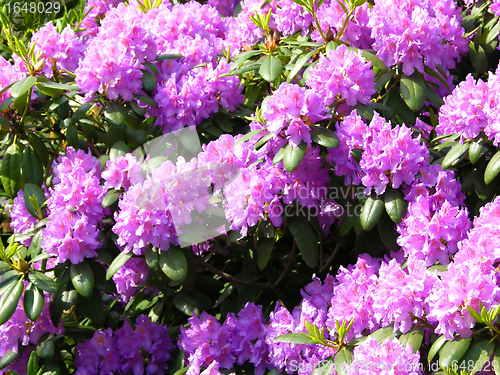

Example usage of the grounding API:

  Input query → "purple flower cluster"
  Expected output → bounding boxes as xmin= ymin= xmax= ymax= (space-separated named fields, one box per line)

xmin=262 ymin=83 xmax=329 ymax=148
xmin=111 ymin=257 xmax=151 ymax=303
xmin=207 ymin=0 xmax=241 ymax=16
xmin=102 ymin=154 xmax=143 ymax=191
xmin=307 ymin=45 xmax=375 ymax=107
xmin=9 ymin=190 xmax=40 ymax=246
xmin=0 ymin=56 xmax=24 ymax=103
xmin=14 ymin=23 xmax=84 ymax=78
xmin=327 ymin=111 xmax=429 ymax=195
xmin=179 ymin=303 xmax=271 ymax=375
xmin=74 ymin=316 xmax=173 ymax=375
xmin=347 ymin=337 xmax=422 ymax=375
xmin=274 ymin=0 xmax=313 ymax=37
xmin=437 ymin=68 xmax=500 ymax=145
xmin=0 ymin=283 xmax=61 ymax=359
xmin=42 ymin=148 xmax=106 ymax=264
xmin=367 ymin=0 xmax=467 ymax=75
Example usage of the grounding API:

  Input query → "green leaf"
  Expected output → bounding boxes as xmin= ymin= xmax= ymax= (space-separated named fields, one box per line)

xmin=274 ymin=333 xmax=316 ymax=344
xmin=334 ymin=347 xmax=353 ymax=375
xmin=469 ymin=136 xmax=484 ymax=164
xmin=485 ymin=151 xmax=500 ymax=185
xmin=141 ymin=70 xmax=157 ymax=91
xmin=24 ymin=183 xmax=46 ymax=219
xmin=0 ymin=347 xmax=20 ymax=370
xmin=469 ymin=43 xmax=488 ymax=74
xmin=102 ymin=189 xmax=121 ymax=208
xmin=28 ymin=271 xmax=58 ymax=293
xmin=310 ymin=126 xmax=339 ymax=149
xmin=400 ymin=72 xmax=426 ymax=112
xmin=460 ymin=339 xmax=494 ymax=375
xmin=36 ymin=82 xmax=79 ymax=92
xmin=173 ymin=290 xmax=209 ymax=316
xmin=230 ymin=50 xmax=263 ymax=71
xmin=288 ymin=216 xmax=319 ymax=268
xmin=104 ymin=101 xmax=127 ymax=126
xmin=466 ymin=305 xmax=483 ymax=323
xmin=369 ymin=325 xmax=397 ymax=344
xmin=287 ymin=49 xmax=316 ymax=83
xmin=26 ymin=351 xmax=39 ymax=375
xmin=145 ymin=246 xmax=159 ymax=268
xmin=398 ymin=326 xmax=424 ymax=354
xmin=377 ymin=213 xmax=400 ymax=252
xmin=70 ymin=262 xmax=94 ymax=298
xmin=360 ymin=195 xmax=384 ymax=231
xmin=1 ymin=143 xmax=22 ymax=198
xmin=23 ymin=283 xmax=44 ymax=321
xmin=22 ymin=146 xmax=43 ymax=186
xmin=283 ymin=141 xmax=307 ymax=173
xmin=106 ymin=251 xmax=133 ymax=280
xmin=0 ymin=279 xmax=24 ymax=325
xmin=156 ymin=54 xmax=183 ymax=60
xmin=10 ymin=76 xmax=37 ymax=98
xmin=439 ymin=337 xmax=472 ymax=370
xmin=234 ymin=129 xmax=265 ymax=147
xmin=259 ymin=56 xmax=283 ymax=82
xmin=257 ymin=237 xmax=275 ymax=271
xmin=109 ymin=141 xmax=129 ymax=160
xmin=442 ymin=143 xmax=469 ymax=170
xmin=494 ymin=343 xmax=500 ymax=375
xmin=36 ymin=334 xmax=54 ymax=358
xmin=159 ymin=247 xmax=188 ymax=283
xmin=142 ymin=61 xmax=159 ymax=75
xmin=133 ymin=94 xmax=158 ymax=108
xmin=384 ymin=187 xmax=407 ymax=224
xmin=254 ymin=132 xmax=275 ymax=150
xmin=426 ymin=84 xmax=444 ymax=107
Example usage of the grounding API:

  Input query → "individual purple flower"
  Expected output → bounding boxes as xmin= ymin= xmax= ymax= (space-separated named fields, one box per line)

xmin=0 ymin=56 xmax=24 ymax=103
xmin=346 ymin=337 xmax=422 ymax=374
xmin=367 ymin=0 xmax=467 ymax=75
xmin=307 ymin=44 xmax=375 ymax=107
xmin=112 ymin=257 xmax=150 ymax=303
xmin=102 ymin=154 xmax=143 ymax=191
xmin=274 ymin=0 xmax=313 ymax=36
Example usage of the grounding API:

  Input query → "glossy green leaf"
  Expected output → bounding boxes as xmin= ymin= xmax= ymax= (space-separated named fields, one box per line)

xmin=10 ymin=76 xmax=37 ymax=98
xmin=459 ymin=339 xmax=494 ymax=375
xmin=159 ymin=247 xmax=188 ymax=283
xmin=234 ymin=129 xmax=265 ymax=147
xmin=360 ymin=195 xmax=384 ymax=231
xmin=369 ymin=325 xmax=397 ymax=344
xmin=36 ymin=334 xmax=54 ymax=358
xmin=384 ymin=187 xmax=407 ymax=224
xmin=102 ymin=189 xmax=121 ymax=209
xmin=334 ymin=347 xmax=353 ymax=375
xmin=24 ymin=183 xmax=46 ymax=219
xmin=173 ymin=290 xmax=208 ymax=316
xmin=274 ymin=333 xmax=316 ymax=344
xmin=287 ymin=49 xmax=315 ymax=83
xmin=254 ymin=131 xmax=275 ymax=150
xmin=398 ymin=326 xmax=424 ymax=354
xmin=104 ymin=101 xmax=127 ymax=126
xmin=230 ymin=50 xmax=262 ymax=71
xmin=22 ymin=146 xmax=43 ymax=186
xmin=377 ymin=213 xmax=400 ymax=252
xmin=400 ymin=72 xmax=426 ymax=112
xmin=1 ymin=143 xmax=22 ymax=198
xmin=36 ymin=82 xmax=79 ymax=92
xmin=156 ymin=54 xmax=183 ymax=60
xmin=28 ymin=271 xmax=58 ymax=293
xmin=110 ymin=141 xmax=129 ymax=160
xmin=442 ymin=143 xmax=469 ymax=170
xmin=288 ymin=216 xmax=319 ymax=268
xmin=469 ymin=44 xmax=488 ymax=74
xmin=283 ymin=141 xmax=307 ymax=173
xmin=23 ymin=283 xmax=44 ymax=321
xmin=439 ymin=337 xmax=472 ymax=370
xmin=259 ymin=56 xmax=283 ymax=82
xmin=26 ymin=351 xmax=39 ymax=375
xmin=0 ymin=347 xmax=20 ymax=370
xmin=257 ymin=237 xmax=275 ymax=271
xmin=133 ymin=94 xmax=158 ymax=108
xmin=0 ymin=279 xmax=24 ymax=325
xmin=310 ymin=126 xmax=339 ymax=149
xmin=70 ymin=262 xmax=94 ymax=298
xmin=145 ymin=246 xmax=159 ymax=268
xmin=469 ymin=136 xmax=484 ymax=164
xmin=426 ymin=84 xmax=444 ymax=107
xmin=382 ymin=87 xmax=400 ymax=119
xmin=141 ymin=70 xmax=157 ymax=91
xmin=272 ymin=143 xmax=287 ymax=165
xmin=485 ymin=151 xmax=500 ymax=185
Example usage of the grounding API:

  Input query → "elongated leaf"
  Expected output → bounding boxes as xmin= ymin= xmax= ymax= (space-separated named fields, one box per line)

xmin=287 ymin=49 xmax=315 ymax=83
xmin=36 ymin=334 xmax=54 ymax=358
xmin=283 ymin=142 xmax=307 ymax=173
xmin=439 ymin=337 xmax=472 ymax=370
xmin=257 ymin=237 xmax=275 ymax=271
xmin=24 ymin=183 xmax=46 ymax=219
xmin=442 ymin=143 xmax=469 ymax=170
xmin=102 ymin=189 xmax=121 ymax=208
xmin=110 ymin=141 xmax=128 ymax=160
xmin=159 ymin=247 xmax=188 ymax=283
xmin=70 ymin=262 xmax=94 ymax=298
xmin=360 ymin=195 xmax=384 ymax=231
xmin=27 ymin=351 xmax=39 ymax=375
xmin=369 ymin=325 xmax=397 ymax=343
xmin=310 ymin=126 xmax=339 ymax=149
xmin=234 ymin=129 xmax=264 ymax=147
xmin=469 ymin=44 xmax=487 ymax=73
xmin=377 ymin=213 xmax=400 ymax=252
xmin=22 ymin=147 xmax=43 ymax=186
xmin=288 ymin=216 xmax=318 ymax=268
xmin=0 ymin=347 xmax=20 ymax=370
xmin=141 ymin=70 xmax=157 ymax=91
xmin=1 ymin=143 xmax=22 ymax=198
xmin=334 ymin=347 xmax=353 ymax=375
xmin=460 ymin=339 xmax=494 ymax=375
xmin=231 ymin=50 xmax=262 ymax=70
xmin=28 ymin=271 xmax=58 ymax=293
xmin=274 ymin=333 xmax=316 ymax=344
xmin=259 ymin=56 xmax=282 ymax=82
xmin=469 ymin=136 xmax=484 ymax=164
xmin=133 ymin=94 xmax=158 ymax=107
xmin=400 ymin=72 xmax=426 ymax=112
xmin=0 ymin=279 xmax=24 ymax=325
xmin=36 ymin=82 xmax=79 ymax=91
xmin=384 ymin=187 xmax=407 ymax=224
xmin=485 ymin=151 xmax=500 ymax=185
xmin=398 ymin=326 xmax=424 ymax=354
xmin=254 ymin=132 xmax=275 ymax=150
xmin=106 ymin=252 xmax=133 ymax=280
xmin=156 ymin=54 xmax=183 ymax=60
xmin=10 ymin=76 xmax=37 ymax=98
xmin=104 ymin=101 xmax=126 ymax=126
xmin=23 ymin=283 xmax=44 ymax=321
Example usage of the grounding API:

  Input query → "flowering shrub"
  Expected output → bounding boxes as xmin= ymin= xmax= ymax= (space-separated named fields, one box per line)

xmin=0 ymin=0 xmax=500 ymax=374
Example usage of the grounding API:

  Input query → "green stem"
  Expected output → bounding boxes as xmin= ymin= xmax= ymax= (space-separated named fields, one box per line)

xmin=335 ymin=8 xmax=355 ymax=42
